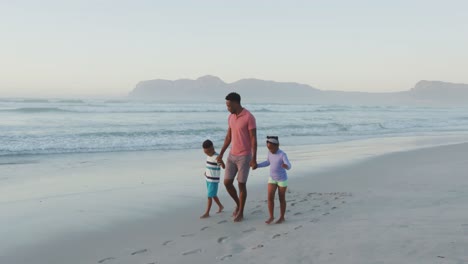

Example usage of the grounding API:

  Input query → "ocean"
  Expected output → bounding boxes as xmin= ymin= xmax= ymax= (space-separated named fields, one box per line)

xmin=1 ymin=98 xmax=468 ymax=157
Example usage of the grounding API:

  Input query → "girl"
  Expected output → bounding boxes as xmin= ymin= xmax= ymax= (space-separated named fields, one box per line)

xmin=256 ymin=136 xmax=291 ymax=224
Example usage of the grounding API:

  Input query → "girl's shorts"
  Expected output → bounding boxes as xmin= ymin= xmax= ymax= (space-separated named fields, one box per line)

xmin=268 ymin=177 xmax=288 ymax=187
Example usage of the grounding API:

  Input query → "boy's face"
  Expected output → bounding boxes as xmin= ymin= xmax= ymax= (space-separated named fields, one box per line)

xmin=203 ymin=146 xmax=215 ymax=156
xmin=266 ymin=142 xmax=279 ymax=153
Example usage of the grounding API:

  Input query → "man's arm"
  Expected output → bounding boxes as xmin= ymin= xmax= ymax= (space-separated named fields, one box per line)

xmin=217 ymin=127 xmax=231 ymax=163
xmin=249 ymin=128 xmax=257 ymax=169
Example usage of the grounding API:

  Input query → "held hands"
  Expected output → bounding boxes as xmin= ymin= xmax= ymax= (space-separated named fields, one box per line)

xmin=216 ymin=154 xmax=225 ymax=169
xmin=250 ymin=159 xmax=258 ymax=170
xmin=219 ymin=160 xmax=226 ymax=169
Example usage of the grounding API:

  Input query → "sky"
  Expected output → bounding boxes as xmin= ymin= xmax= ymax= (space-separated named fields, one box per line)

xmin=1 ymin=0 xmax=467 ymax=97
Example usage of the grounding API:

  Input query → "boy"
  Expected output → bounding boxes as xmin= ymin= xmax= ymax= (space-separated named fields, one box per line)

xmin=255 ymin=136 xmax=291 ymax=224
xmin=200 ymin=139 xmax=224 ymax=218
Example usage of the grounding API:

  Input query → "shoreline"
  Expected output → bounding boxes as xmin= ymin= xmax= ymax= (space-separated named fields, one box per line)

xmin=2 ymin=137 xmax=468 ymax=263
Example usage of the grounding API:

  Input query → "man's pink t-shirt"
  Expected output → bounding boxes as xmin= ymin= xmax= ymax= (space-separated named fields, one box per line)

xmin=228 ymin=108 xmax=256 ymax=156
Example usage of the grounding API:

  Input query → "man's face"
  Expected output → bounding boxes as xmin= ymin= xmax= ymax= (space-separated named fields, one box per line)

xmin=226 ymin=100 xmax=237 ymax=114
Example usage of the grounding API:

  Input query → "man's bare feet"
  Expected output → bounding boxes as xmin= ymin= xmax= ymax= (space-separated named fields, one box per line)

xmin=233 ymin=213 xmax=244 ymax=222
xmin=232 ymin=207 xmax=238 ymax=217
xmin=217 ymin=205 xmax=224 ymax=213
xmin=265 ymin=217 xmax=275 ymax=224
xmin=200 ymin=213 xmax=210 ymax=219
xmin=275 ymin=217 xmax=285 ymax=224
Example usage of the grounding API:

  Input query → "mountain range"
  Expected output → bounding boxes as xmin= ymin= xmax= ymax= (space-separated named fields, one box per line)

xmin=128 ymin=76 xmax=468 ymax=105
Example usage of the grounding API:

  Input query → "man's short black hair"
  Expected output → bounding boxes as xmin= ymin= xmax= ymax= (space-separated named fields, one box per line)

xmin=202 ymin=139 xmax=213 ymax=149
xmin=225 ymin=92 xmax=241 ymax=103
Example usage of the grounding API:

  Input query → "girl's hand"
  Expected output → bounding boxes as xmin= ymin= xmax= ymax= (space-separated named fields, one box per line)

xmin=282 ymin=163 xmax=289 ymax=169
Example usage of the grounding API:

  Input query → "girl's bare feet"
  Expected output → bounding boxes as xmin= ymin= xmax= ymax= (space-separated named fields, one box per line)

xmin=275 ymin=217 xmax=285 ymax=224
xmin=265 ymin=217 xmax=275 ymax=224
xmin=217 ymin=205 xmax=224 ymax=213
xmin=200 ymin=213 xmax=210 ymax=219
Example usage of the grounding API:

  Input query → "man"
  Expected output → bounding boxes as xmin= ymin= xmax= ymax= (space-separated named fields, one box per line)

xmin=217 ymin=92 xmax=257 ymax=222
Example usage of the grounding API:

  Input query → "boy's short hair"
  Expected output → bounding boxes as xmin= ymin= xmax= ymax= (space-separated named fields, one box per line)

xmin=202 ymin=139 xmax=213 ymax=149
xmin=225 ymin=92 xmax=241 ymax=103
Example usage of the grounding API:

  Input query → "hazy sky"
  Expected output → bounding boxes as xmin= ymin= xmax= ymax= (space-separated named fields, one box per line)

xmin=1 ymin=0 xmax=467 ymax=97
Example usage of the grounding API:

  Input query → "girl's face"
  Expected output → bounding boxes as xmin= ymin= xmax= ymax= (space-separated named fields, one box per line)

xmin=266 ymin=142 xmax=279 ymax=153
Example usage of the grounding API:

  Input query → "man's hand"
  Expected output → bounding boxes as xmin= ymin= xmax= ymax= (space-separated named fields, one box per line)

xmin=219 ymin=160 xmax=226 ymax=169
xmin=282 ymin=163 xmax=289 ymax=169
xmin=216 ymin=154 xmax=224 ymax=164
xmin=250 ymin=159 xmax=257 ymax=170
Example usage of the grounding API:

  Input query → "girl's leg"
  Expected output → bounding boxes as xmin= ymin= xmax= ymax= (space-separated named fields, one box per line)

xmin=200 ymin=197 xmax=212 ymax=218
xmin=275 ymin=186 xmax=287 ymax=224
xmin=265 ymin=183 xmax=277 ymax=224
xmin=213 ymin=196 xmax=224 ymax=213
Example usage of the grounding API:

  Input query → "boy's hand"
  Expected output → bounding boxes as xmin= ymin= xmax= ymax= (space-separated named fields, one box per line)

xmin=282 ymin=163 xmax=289 ymax=169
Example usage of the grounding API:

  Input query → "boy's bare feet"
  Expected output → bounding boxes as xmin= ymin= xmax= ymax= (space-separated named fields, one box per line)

xmin=275 ymin=217 xmax=285 ymax=224
xmin=217 ymin=205 xmax=224 ymax=213
xmin=200 ymin=213 xmax=210 ymax=219
xmin=265 ymin=217 xmax=275 ymax=224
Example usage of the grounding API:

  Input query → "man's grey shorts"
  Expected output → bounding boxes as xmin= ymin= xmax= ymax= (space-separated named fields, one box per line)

xmin=225 ymin=154 xmax=252 ymax=183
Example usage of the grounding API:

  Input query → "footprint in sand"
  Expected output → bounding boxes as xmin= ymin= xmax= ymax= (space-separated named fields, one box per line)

xmin=331 ymin=206 xmax=337 ymax=210
xmin=200 ymin=226 xmax=210 ymax=231
xmin=242 ymin=227 xmax=256 ymax=233
xmin=217 ymin=236 xmax=229 ymax=243
xmin=294 ymin=212 xmax=302 ymax=216
xmin=252 ymin=244 xmax=264 ymax=250
xmin=181 ymin=233 xmax=195 ymax=237
xmin=182 ymin=248 xmax=202 ymax=256
xmin=218 ymin=220 xmax=228 ymax=224
xmin=162 ymin=240 xmax=173 ymax=246
xmin=310 ymin=218 xmax=320 ymax=223
xmin=294 ymin=225 xmax=303 ymax=230
xmin=299 ymin=198 xmax=308 ymax=202
xmin=251 ymin=209 xmax=263 ymax=215
xmin=98 ymin=257 xmax=115 ymax=263
xmin=323 ymin=212 xmax=330 ymax=216
xmin=291 ymin=203 xmax=296 ymax=207
xmin=272 ymin=234 xmax=281 ymax=239
xmin=220 ymin=254 xmax=233 ymax=261
xmin=131 ymin=249 xmax=148 ymax=255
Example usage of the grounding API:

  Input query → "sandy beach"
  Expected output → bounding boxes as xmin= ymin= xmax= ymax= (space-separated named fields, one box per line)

xmin=2 ymin=138 xmax=468 ymax=264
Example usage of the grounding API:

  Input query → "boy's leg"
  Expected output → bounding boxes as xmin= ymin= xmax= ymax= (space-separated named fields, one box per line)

xmin=213 ymin=196 xmax=224 ymax=213
xmin=275 ymin=186 xmax=287 ymax=224
xmin=200 ymin=197 xmax=212 ymax=219
xmin=266 ymin=183 xmax=277 ymax=224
